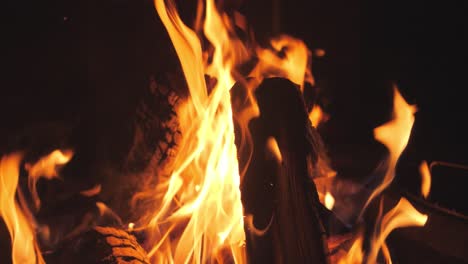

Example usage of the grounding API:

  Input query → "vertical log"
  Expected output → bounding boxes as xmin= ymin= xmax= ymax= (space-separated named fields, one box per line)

xmin=240 ymin=78 xmax=329 ymax=263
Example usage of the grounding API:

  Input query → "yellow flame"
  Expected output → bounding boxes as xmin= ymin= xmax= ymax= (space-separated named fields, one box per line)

xmin=253 ymin=35 xmax=312 ymax=90
xmin=338 ymin=198 xmax=428 ymax=264
xmin=419 ymin=161 xmax=431 ymax=198
xmin=309 ymin=105 xmax=328 ymax=127
xmin=324 ymin=191 xmax=335 ymax=210
xmin=365 ymin=86 xmax=417 ymax=211
xmin=338 ymin=234 xmax=364 ymax=264
xmin=25 ymin=150 xmax=73 ymax=179
xmin=25 ymin=149 xmax=73 ymax=209
xmin=0 ymin=153 xmax=45 ymax=264
xmin=143 ymin=0 xmax=247 ymax=262
xmin=367 ymin=198 xmax=428 ymax=264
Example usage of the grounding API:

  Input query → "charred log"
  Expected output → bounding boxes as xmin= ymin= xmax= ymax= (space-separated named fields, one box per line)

xmin=240 ymin=78 xmax=329 ymax=264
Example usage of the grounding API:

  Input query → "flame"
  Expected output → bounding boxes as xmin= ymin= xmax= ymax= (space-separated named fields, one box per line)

xmin=309 ymin=105 xmax=328 ymax=127
xmin=140 ymin=0 xmax=248 ymax=262
xmin=324 ymin=191 xmax=335 ymax=210
xmin=25 ymin=149 xmax=73 ymax=209
xmin=367 ymin=198 xmax=428 ymax=264
xmin=265 ymin=137 xmax=282 ymax=163
xmin=253 ymin=35 xmax=313 ymax=90
xmin=338 ymin=198 xmax=428 ymax=264
xmin=0 ymin=153 xmax=45 ymax=264
xmin=364 ymin=86 xmax=417 ymax=211
xmin=333 ymin=87 xmax=425 ymax=263
xmin=80 ymin=184 xmax=102 ymax=197
xmin=419 ymin=161 xmax=431 ymax=198
xmin=338 ymin=234 xmax=364 ymax=264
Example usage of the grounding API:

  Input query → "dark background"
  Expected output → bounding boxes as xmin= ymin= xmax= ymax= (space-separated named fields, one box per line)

xmin=2 ymin=0 xmax=467 ymax=225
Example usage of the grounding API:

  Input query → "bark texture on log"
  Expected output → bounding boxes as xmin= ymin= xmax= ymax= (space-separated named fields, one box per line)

xmin=44 ymin=226 xmax=149 ymax=264
xmin=241 ymin=78 xmax=329 ymax=264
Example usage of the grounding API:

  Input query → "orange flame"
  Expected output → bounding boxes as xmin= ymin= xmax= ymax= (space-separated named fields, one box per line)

xmin=335 ymin=87 xmax=425 ymax=263
xmin=367 ymin=198 xmax=428 ymax=264
xmin=253 ymin=35 xmax=313 ymax=90
xmin=338 ymin=233 xmax=364 ymax=264
xmin=25 ymin=149 xmax=73 ymax=209
xmin=0 ymin=153 xmax=45 ymax=264
xmin=339 ymin=198 xmax=428 ymax=264
xmin=265 ymin=137 xmax=282 ymax=163
xmin=309 ymin=105 xmax=328 ymax=127
xmin=141 ymin=0 xmax=248 ymax=262
xmin=419 ymin=161 xmax=431 ymax=198
xmin=364 ymin=86 xmax=417 ymax=212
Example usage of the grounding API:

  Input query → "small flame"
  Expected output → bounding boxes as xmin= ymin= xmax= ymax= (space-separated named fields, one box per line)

xmin=338 ymin=234 xmax=364 ymax=264
xmin=265 ymin=137 xmax=282 ymax=163
xmin=367 ymin=198 xmax=428 ymax=264
xmin=253 ymin=35 xmax=313 ymax=90
xmin=25 ymin=150 xmax=73 ymax=179
xmin=0 ymin=153 xmax=45 ymax=264
xmin=338 ymin=198 xmax=428 ymax=264
xmin=25 ymin=149 xmax=73 ymax=210
xmin=419 ymin=161 xmax=431 ymax=198
xmin=309 ymin=105 xmax=328 ymax=127
xmin=80 ymin=184 xmax=102 ymax=197
xmin=324 ymin=191 xmax=335 ymax=210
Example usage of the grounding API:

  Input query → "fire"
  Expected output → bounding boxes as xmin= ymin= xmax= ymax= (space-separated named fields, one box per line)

xmin=333 ymin=87 xmax=427 ymax=263
xmin=309 ymin=105 xmax=328 ymax=127
xmin=0 ymin=1 xmax=437 ymax=263
xmin=140 ymin=0 xmax=248 ymax=262
xmin=367 ymin=198 xmax=428 ymax=264
xmin=265 ymin=137 xmax=282 ymax=163
xmin=253 ymin=35 xmax=312 ymax=90
xmin=25 ymin=149 xmax=73 ymax=210
xmin=419 ymin=161 xmax=431 ymax=198
xmin=324 ymin=191 xmax=335 ymax=210
xmin=364 ymin=86 xmax=417 ymax=212
xmin=0 ymin=153 xmax=45 ymax=264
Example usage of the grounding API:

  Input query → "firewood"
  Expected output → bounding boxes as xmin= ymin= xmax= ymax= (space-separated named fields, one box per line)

xmin=43 ymin=226 xmax=149 ymax=264
xmin=240 ymin=78 xmax=329 ymax=264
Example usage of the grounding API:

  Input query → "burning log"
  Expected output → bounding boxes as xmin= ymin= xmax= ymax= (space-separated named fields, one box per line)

xmin=43 ymin=226 xmax=149 ymax=264
xmin=240 ymin=78 xmax=329 ymax=263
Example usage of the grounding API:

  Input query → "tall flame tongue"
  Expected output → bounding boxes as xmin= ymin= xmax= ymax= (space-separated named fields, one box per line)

xmin=338 ymin=87 xmax=428 ymax=263
xmin=363 ymin=86 xmax=417 ymax=213
xmin=0 ymin=150 xmax=72 ymax=264
xmin=0 ymin=153 xmax=45 ymax=264
xmin=146 ymin=0 xmax=247 ymax=263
